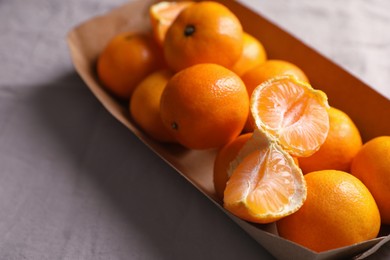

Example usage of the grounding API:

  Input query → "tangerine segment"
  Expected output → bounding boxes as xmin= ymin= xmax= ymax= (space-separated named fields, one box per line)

xmin=251 ymin=76 xmax=329 ymax=157
xmin=213 ymin=133 xmax=253 ymax=200
xmin=149 ymin=1 xmax=194 ymax=45
xmin=224 ymin=130 xmax=306 ymax=224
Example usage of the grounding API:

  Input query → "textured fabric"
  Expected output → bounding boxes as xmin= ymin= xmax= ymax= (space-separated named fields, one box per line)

xmin=0 ymin=0 xmax=389 ymax=259
xmin=244 ymin=0 xmax=390 ymax=100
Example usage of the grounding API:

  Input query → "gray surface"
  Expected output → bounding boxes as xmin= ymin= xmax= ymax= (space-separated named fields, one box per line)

xmin=0 ymin=0 xmax=389 ymax=259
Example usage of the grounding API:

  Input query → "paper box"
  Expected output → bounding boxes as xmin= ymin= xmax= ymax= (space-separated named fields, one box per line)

xmin=67 ymin=0 xmax=390 ymax=259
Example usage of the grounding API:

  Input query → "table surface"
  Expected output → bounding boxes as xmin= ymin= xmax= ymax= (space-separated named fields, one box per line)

xmin=0 ymin=0 xmax=389 ymax=259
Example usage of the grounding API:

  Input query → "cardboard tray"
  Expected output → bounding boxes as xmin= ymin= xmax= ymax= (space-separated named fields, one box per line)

xmin=67 ymin=0 xmax=390 ymax=259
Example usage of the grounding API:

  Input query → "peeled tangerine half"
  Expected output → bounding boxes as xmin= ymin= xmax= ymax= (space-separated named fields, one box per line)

xmin=224 ymin=130 xmax=307 ymax=224
xmin=251 ymin=76 xmax=330 ymax=157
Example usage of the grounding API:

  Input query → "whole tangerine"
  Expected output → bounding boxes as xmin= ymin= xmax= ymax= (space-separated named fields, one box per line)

xmin=160 ymin=63 xmax=249 ymax=150
xmin=97 ymin=32 xmax=165 ymax=100
xmin=277 ymin=170 xmax=380 ymax=252
xmin=231 ymin=32 xmax=267 ymax=76
xmin=242 ymin=59 xmax=309 ymax=97
xmin=163 ymin=1 xmax=243 ymax=72
xmin=298 ymin=107 xmax=362 ymax=173
xmin=129 ymin=70 xmax=176 ymax=143
xmin=351 ymin=136 xmax=390 ymax=224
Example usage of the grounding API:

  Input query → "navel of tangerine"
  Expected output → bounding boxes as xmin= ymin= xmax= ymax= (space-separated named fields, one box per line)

xmin=184 ymin=25 xmax=195 ymax=37
xmin=171 ymin=122 xmax=178 ymax=130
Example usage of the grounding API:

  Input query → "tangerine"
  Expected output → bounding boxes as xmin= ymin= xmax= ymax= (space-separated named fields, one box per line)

xmin=299 ymin=107 xmax=362 ymax=173
xmin=149 ymin=1 xmax=194 ymax=45
xmin=242 ymin=59 xmax=308 ymax=97
xmin=231 ymin=32 xmax=267 ymax=76
xmin=160 ymin=63 xmax=249 ymax=150
xmin=351 ymin=136 xmax=390 ymax=224
xmin=129 ymin=70 xmax=176 ymax=143
xmin=277 ymin=170 xmax=380 ymax=252
xmin=163 ymin=1 xmax=243 ymax=72
xmin=97 ymin=32 xmax=165 ymax=100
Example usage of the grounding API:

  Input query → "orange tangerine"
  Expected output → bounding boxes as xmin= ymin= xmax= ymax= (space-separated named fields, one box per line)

xmin=163 ymin=1 xmax=243 ymax=72
xmin=97 ymin=32 xmax=165 ymax=100
xmin=160 ymin=63 xmax=249 ymax=150
xmin=129 ymin=70 xmax=176 ymax=143
xmin=277 ymin=170 xmax=380 ymax=252
xmin=299 ymin=107 xmax=362 ymax=173
xmin=231 ymin=32 xmax=267 ymax=76
xmin=149 ymin=1 xmax=194 ymax=45
xmin=242 ymin=59 xmax=309 ymax=97
xmin=351 ymin=136 xmax=390 ymax=224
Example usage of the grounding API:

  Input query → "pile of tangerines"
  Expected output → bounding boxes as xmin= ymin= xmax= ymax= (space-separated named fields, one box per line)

xmin=96 ymin=1 xmax=389 ymax=253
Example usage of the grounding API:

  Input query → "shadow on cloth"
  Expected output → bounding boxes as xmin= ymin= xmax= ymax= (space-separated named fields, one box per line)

xmin=27 ymin=70 xmax=273 ymax=259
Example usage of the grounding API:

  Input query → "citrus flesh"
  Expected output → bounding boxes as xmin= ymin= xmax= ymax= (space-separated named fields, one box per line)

xmin=251 ymin=76 xmax=330 ymax=157
xmin=223 ymin=130 xmax=306 ymax=224
xmin=213 ymin=133 xmax=252 ymax=200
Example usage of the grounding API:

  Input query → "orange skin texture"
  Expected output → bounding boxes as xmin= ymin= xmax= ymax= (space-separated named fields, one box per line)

xmin=129 ymin=70 xmax=176 ymax=143
xmin=298 ymin=107 xmax=362 ymax=173
xmin=163 ymin=1 xmax=243 ymax=72
xmin=213 ymin=133 xmax=252 ymax=200
xmin=160 ymin=63 xmax=249 ymax=150
xmin=231 ymin=32 xmax=267 ymax=76
xmin=351 ymin=136 xmax=390 ymax=224
xmin=241 ymin=59 xmax=309 ymax=97
xmin=149 ymin=1 xmax=194 ymax=46
xmin=277 ymin=170 xmax=380 ymax=252
xmin=97 ymin=32 xmax=165 ymax=100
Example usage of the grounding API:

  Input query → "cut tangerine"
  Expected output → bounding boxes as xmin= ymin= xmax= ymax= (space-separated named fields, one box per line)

xmin=149 ymin=1 xmax=194 ymax=45
xmin=251 ymin=76 xmax=329 ymax=157
xmin=223 ymin=130 xmax=306 ymax=224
